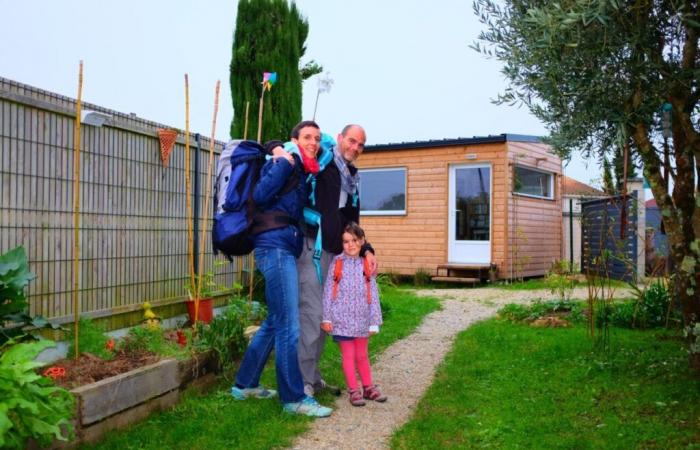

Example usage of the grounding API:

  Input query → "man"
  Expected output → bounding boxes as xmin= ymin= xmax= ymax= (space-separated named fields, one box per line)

xmin=296 ymin=124 xmax=377 ymax=397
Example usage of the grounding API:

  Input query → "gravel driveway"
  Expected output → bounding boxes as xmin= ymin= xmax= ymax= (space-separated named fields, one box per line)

xmin=290 ymin=286 xmax=634 ymax=450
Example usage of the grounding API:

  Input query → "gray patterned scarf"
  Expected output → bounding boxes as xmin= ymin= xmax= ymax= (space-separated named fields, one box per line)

xmin=333 ymin=146 xmax=359 ymax=196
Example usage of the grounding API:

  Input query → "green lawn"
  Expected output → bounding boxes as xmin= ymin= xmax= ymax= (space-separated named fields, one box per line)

xmin=391 ymin=320 xmax=700 ymax=449
xmin=82 ymin=286 xmax=441 ymax=450
xmin=487 ymin=277 xmax=630 ymax=291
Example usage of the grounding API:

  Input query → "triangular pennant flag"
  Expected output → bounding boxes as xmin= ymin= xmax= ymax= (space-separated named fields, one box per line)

xmin=157 ymin=128 xmax=178 ymax=166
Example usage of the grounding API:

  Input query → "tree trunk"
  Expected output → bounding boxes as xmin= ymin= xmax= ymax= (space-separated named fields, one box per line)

xmin=670 ymin=244 xmax=700 ymax=372
xmin=632 ymin=122 xmax=700 ymax=373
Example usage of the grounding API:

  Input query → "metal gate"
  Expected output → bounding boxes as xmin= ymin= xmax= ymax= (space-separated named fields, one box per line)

xmin=581 ymin=193 xmax=638 ymax=282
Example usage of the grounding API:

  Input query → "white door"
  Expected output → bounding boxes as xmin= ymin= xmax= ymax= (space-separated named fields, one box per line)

xmin=448 ymin=164 xmax=491 ymax=264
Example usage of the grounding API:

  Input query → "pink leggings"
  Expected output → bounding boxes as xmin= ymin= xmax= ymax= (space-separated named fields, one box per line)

xmin=338 ymin=337 xmax=373 ymax=391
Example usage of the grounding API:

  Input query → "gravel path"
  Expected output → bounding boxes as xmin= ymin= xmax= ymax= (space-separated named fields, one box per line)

xmin=289 ymin=286 xmax=633 ymax=450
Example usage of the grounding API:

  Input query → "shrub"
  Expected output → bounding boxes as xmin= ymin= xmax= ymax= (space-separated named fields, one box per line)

xmin=497 ymin=303 xmax=531 ymax=322
xmin=595 ymin=301 xmax=636 ymax=328
xmin=601 ymin=280 xmax=676 ymax=329
xmin=119 ymin=325 xmax=187 ymax=358
xmin=1 ymin=247 xmax=59 ymax=345
xmin=413 ymin=268 xmax=432 ymax=287
xmin=67 ymin=318 xmax=112 ymax=360
xmin=545 ymin=260 xmax=576 ymax=302
xmin=194 ymin=298 xmax=252 ymax=376
xmin=377 ymin=271 xmax=400 ymax=289
xmin=0 ymin=340 xmax=74 ymax=449
xmin=640 ymin=280 xmax=671 ymax=327
xmin=498 ymin=300 xmax=585 ymax=323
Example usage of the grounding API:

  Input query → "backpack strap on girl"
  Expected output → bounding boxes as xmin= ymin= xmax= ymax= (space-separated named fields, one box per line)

xmin=331 ymin=258 xmax=344 ymax=300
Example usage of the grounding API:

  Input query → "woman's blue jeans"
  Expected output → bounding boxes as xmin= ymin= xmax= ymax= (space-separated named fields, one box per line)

xmin=234 ymin=247 xmax=305 ymax=403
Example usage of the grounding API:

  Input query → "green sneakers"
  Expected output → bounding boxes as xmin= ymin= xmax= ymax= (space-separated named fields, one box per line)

xmin=283 ymin=396 xmax=333 ymax=417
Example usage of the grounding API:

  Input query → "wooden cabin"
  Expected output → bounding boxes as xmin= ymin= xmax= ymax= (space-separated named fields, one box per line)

xmin=356 ymin=134 xmax=562 ymax=282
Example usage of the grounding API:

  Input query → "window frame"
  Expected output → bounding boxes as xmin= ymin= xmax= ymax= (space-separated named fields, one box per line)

xmin=358 ymin=166 xmax=408 ymax=216
xmin=513 ymin=165 xmax=555 ymax=200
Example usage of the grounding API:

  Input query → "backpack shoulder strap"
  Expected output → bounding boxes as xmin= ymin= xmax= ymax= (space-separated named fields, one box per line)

xmin=331 ymin=257 xmax=344 ymax=300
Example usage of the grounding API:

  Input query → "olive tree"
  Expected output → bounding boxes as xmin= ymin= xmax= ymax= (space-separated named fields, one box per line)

xmin=473 ymin=0 xmax=699 ymax=368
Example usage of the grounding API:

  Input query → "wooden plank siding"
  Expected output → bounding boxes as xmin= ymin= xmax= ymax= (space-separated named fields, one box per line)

xmin=0 ymin=77 xmax=243 ymax=328
xmin=504 ymin=141 xmax=562 ymax=278
xmin=356 ymin=138 xmax=562 ymax=279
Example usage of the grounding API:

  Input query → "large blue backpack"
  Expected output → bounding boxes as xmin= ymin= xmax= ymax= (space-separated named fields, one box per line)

xmin=212 ymin=140 xmax=266 ymax=259
xmin=212 ymin=140 xmax=299 ymax=260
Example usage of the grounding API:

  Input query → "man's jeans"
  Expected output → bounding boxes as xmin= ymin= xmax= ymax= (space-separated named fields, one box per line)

xmin=234 ymin=247 xmax=305 ymax=403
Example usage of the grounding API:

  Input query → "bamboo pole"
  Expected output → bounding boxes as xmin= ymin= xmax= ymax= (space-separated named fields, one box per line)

xmin=184 ymin=75 xmax=196 ymax=316
xmin=240 ymin=101 xmax=250 ymax=293
xmin=243 ymin=100 xmax=250 ymax=140
xmin=72 ymin=61 xmax=84 ymax=359
xmin=256 ymin=84 xmax=265 ymax=142
xmin=194 ymin=81 xmax=221 ymax=323
xmin=249 ymin=84 xmax=267 ymax=303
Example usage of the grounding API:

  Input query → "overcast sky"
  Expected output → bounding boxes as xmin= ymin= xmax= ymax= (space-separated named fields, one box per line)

xmin=0 ymin=0 xmax=601 ymax=184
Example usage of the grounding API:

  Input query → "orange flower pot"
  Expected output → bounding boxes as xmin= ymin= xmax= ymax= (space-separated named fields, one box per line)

xmin=186 ymin=298 xmax=213 ymax=324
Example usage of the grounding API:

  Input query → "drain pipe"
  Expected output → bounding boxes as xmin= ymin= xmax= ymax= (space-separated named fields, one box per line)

xmin=569 ymin=198 xmax=574 ymax=273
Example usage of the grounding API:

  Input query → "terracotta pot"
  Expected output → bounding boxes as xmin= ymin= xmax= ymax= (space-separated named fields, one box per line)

xmin=186 ymin=298 xmax=213 ymax=324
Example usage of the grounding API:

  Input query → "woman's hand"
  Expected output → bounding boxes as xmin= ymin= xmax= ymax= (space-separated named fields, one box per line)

xmin=271 ymin=146 xmax=295 ymax=165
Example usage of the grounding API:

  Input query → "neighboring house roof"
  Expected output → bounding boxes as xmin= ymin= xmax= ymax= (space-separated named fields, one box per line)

xmin=646 ymin=198 xmax=658 ymax=208
xmin=562 ymin=176 xmax=605 ymax=197
xmin=364 ymin=133 xmax=542 ymax=152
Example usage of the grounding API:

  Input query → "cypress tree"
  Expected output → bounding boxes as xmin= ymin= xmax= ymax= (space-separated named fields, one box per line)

xmin=229 ymin=0 xmax=319 ymax=142
xmin=602 ymin=156 xmax=615 ymax=195
xmin=612 ymin=144 xmax=637 ymax=192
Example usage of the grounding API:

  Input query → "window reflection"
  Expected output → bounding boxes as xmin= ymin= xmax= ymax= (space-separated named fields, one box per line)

xmin=455 ymin=167 xmax=490 ymax=241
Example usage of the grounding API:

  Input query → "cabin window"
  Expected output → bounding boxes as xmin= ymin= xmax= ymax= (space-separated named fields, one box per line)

xmin=513 ymin=165 xmax=553 ymax=199
xmin=358 ymin=167 xmax=407 ymax=215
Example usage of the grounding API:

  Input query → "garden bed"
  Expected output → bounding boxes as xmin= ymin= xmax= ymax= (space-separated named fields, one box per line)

xmin=48 ymin=351 xmax=161 ymax=389
xmin=37 ymin=349 xmax=218 ymax=449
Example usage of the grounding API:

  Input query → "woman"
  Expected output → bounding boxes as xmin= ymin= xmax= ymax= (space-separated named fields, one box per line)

xmin=230 ymin=121 xmax=332 ymax=418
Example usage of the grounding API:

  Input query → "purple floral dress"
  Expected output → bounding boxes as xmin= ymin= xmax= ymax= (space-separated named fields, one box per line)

xmin=322 ymin=254 xmax=382 ymax=338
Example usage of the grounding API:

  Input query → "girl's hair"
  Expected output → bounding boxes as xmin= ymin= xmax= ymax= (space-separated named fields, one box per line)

xmin=343 ymin=221 xmax=365 ymax=240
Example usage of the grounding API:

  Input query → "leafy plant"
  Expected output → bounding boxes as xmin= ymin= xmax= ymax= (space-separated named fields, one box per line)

xmin=0 ymin=247 xmax=59 ymax=345
xmin=413 ymin=268 xmax=432 ymax=287
xmin=638 ymin=280 xmax=674 ymax=328
xmin=0 ymin=339 xmax=74 ymax=449
xmin=497 ymin=303 xmax=531 ymax=322
xmin=119 ymin=326 xmax=189 ymax=359
xmin=194 ymin=298 xmax=252 ymax=377
xmin=376 ymin=271 xmax=400 ymax=290
xmin=226 ymin=297 xmax=267 ymax=324
xmin=545 ymin=260 xmax=576 ymax=302
xmin=184 ymin=272 xmax=218 ymax=300
xmin=595 ymin=281 xmax=677 ymax=330
xmin=598 ymin=279 xmax=678 ymax=330
xmin=67 ymin=317 xmax=112 ymax=360
xmin=498 ymin=300 xmax=585 ymax=324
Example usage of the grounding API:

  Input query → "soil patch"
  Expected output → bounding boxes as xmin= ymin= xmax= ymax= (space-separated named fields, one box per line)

xmin=45 ymin=351 xmax=160 ymax=389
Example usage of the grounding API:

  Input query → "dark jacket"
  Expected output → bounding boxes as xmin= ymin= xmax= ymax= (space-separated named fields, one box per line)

xmin=252 ymin=155 xmax=306 ymax=257
xmin=305 ymin=161 xmax=361 ymax=255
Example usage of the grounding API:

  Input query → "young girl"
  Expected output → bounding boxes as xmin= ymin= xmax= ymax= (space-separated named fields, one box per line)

xmin=321 ymin=222 xmax=387 ymax=406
